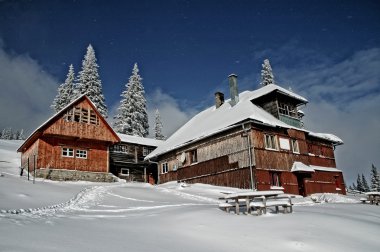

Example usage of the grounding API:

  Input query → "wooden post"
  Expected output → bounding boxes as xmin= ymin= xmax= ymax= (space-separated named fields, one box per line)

xmin=27 ymin=157 xmax=30 ymax=181
xmin=33 ymin=155 xmax=36 ymax=184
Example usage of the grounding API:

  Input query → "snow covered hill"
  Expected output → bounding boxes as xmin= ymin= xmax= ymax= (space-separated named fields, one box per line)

xmin=0 ymin=140 xmax=379 ymax=252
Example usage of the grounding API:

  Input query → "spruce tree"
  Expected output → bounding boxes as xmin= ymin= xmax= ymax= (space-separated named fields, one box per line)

xmin=154 ymin=109 xmax=165 ymax=140
xmin=77 ymin=44 xmax=108 ymax=118
xmin=113 ymin=63 xmax=149 ymax=137
xmin=51 ymin=64 xmax=75 ymax=113
xmin=362 ymin=174 xmax=370 ymax=192
xmin=260 ymin=59 xmax=275 ymax=86
xmin=370 ymin=164 xmax=379 ymax=192
xmin=356 ymin=174 xmax=363 ymax=192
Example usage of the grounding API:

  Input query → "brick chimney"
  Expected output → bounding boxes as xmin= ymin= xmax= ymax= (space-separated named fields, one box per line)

xmin=215 ymin=92 xmax=224 ymax=108
xmin=228 ymin=74 xmax=239 ymax=106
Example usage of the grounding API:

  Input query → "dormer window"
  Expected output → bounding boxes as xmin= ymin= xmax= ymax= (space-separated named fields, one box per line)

xmin=278 ymin=103 xmax=297 ymax=118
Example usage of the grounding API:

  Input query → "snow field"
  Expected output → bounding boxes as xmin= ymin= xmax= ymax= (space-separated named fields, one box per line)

xmin=1 ymin=140 xmax=379 ymax=252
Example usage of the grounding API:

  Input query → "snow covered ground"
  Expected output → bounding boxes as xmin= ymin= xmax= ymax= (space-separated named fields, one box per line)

xmin=1 ymin=140 xmax=379 ymax=251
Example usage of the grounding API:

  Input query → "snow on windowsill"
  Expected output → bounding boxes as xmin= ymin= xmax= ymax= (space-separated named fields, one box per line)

xmin=270 ymin=186 xmax=284 ymax=190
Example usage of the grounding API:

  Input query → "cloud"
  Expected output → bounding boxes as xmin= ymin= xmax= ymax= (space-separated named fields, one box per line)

xmin=146 ymin=89 xmax=196 ymax=138
xmin=107 ymin=88 xmax=196 ymax=139
xmin=0 ymin=41 xmax=58 ymax=136
xmin=255 ymin=43 xmax=380 ymax=185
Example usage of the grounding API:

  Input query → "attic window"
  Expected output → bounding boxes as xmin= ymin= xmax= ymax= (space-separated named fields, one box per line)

xmin=278 ymin=103 xmax=297 ymax=118
xmin=64 ymin=107 xmax=99 ymax=125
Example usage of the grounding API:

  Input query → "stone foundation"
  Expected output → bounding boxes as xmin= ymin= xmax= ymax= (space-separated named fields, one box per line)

xmin=36 ymin=168 xmax=118 ymax=182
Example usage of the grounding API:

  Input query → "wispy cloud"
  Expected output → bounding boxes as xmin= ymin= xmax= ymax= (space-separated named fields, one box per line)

xmin=146 ymin=89 xmax=196 ymax=138
xmin=254 ymin=42 xmax=380 ymax=185
xmin=0 ymin=39 xmax=58 ymax=135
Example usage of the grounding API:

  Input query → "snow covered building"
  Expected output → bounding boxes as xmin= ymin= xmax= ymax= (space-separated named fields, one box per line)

xmin=146 ymin=74 xmax=346 ymax=196
xmin=17 ymin=95 xmax=120 ymax=182
xmin=109 ymin=134 xmax=163 ymax=183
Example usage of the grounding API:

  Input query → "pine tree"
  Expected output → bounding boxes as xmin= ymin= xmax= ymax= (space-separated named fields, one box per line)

xmin=113 ymin=63 xmax=149 ymax=137
xmin=51 ymin=64 xmax=76 ymax=113
xmin=17 ymin=129 xmax=25 ymax=140
xmin=356 ymin=174 xmax=363 ymax=192
xmin=260 ymin=59 xmax=275 ymax=86
xmin=77 ymin=44 xmax=108 ymax=118
xmin=154 ymin=109 xmax=165 ymax=140
xmin=362 ymin=174 xmax=370 ymax=192
xmin=351 ymin=182 xmax=357 ymax=191
xmin=370 ymin=164 xmax=379 ymax=192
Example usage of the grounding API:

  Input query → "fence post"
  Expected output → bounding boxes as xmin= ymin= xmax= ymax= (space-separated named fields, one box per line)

xmin=27 ymin=157 xmax=30 ymax=181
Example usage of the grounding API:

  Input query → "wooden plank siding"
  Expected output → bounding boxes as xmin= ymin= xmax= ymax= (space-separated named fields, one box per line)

xmin=37 ymin=137 xmax=109 ymax=172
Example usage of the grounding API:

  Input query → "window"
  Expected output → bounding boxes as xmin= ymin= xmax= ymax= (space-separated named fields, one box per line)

xmin=264 ymin=134 xmax=278 ymax=150
xmin=143 ymin=147 xmax=152 ymax=156
xmin=270 ymin=172 xmax=281 ymax=187
xmin=76 ymin=149 xmax=87 ymax=159
xmin=62 ymin=147 xmax=74 ymax=157
xmin=120 ymin=168 xmax=129 ymax=176
xmin=190 ymin=149 xmax=198 ymax=163
xmin=278 ymin=103 xmax=297 ymax=118
xmin=291 ymin=139 xmax=300 ymax=153
xmin=64 ymin=106 xmax=99 ymax=125
xmin=162 ymin=163 xmax=168 ymax=174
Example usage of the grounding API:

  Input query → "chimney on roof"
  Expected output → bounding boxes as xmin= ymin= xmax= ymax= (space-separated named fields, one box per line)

xmin=228 ymin=74 xmax=239 ymax=106
xmin=215 ymin=92 xmax=224 ymax=108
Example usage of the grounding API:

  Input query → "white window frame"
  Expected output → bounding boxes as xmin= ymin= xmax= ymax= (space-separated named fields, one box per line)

xmin=162 ymin=163 xmax=168 ymax=174
xmin=120 ymin=168 xmax=130 ymax=176
xmin=291 ymin=139 xmax=300 ymax=154
xmin=264 ymin=134 xmax=278 ymax=150
xmin=62 ymin=147 xmax=74 ymax=157
xmin=76 ymin=149 xmax=87 ymax=159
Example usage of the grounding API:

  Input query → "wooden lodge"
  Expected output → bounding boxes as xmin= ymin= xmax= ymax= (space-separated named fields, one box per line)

xmin=17 ymin=95 xmax=162 ymax=182
xmin=146 ymin=75 xmax=346 ymax=196
xmin=17 ymin=95 xmax=120 ymax=181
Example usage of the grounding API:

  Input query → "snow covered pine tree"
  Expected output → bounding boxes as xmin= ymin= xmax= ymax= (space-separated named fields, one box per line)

xmin=260 ymin=59 xmax=275 ymax=86
xmin=370 ymin=164 xmax=380 ymax=192
xmin=154 ymin=109 xmax=165 ymax=140
xmin=51 ymin=64 xmax=75 ymax=113
xmin=113 ymin=63 xmax=149 ymax=137
xmin=76 ymin=44 xmax=108 ymax=118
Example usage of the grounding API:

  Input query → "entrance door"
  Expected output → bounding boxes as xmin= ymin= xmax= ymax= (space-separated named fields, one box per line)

xmin=296 ymin=173 xmax=312 ymax=196
xmin=146 ymin=163 xmax=158 ymax=184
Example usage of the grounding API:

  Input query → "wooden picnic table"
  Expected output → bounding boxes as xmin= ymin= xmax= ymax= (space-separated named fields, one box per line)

xmin=364 ymin=192 xmax=380 ymax=205
xmin=220 ymin=190 xmax=285 ymax=215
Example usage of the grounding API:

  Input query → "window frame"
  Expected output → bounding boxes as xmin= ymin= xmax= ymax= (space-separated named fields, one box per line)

xmin=62 ymin=147 xmax=74 ymax=158
xmin=190 ymin=149 xmax=198 ymax=163
xmin=162 ymin=163 xmax=168 ymax=174
xmin=270 ymin=172 xmax=281 ymax=187
xmin=291 ymin=139 xmax=300 ymax=154
xmin=264 ymin=134 xmax=278 ymax=150
xmin=120 ymin=168 xmax=130 ymax=176
xmin=76 ymin=149 xmax=88 ymax=159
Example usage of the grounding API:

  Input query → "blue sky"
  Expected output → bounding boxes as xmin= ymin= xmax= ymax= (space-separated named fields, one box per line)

xmin=0 ymin=0 xmax=379 ymax=184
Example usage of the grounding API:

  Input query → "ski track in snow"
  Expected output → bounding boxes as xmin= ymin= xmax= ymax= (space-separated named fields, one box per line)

xmin=0 ymin=182 xmax=215 ymax=220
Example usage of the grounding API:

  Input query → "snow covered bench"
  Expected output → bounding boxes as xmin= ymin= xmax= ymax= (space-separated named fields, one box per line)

xmin=250 ymin=195 xmax=293 ymax=214
xmin=218 ymin=202 xmax=234 ymax=213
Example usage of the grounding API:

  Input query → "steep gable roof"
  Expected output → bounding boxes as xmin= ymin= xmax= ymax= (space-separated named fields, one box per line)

xmin=17 ymin=95 xmax=120 ymax=152
xmin=146 ymin=85 xmax=341 ymax=159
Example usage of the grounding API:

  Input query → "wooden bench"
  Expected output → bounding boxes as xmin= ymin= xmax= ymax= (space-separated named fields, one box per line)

xmin=218 ymin=202 xmax=234 ymax=213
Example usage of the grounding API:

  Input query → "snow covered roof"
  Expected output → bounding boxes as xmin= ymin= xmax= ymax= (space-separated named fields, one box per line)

xmin=308 ymin=132 xmax=343 ymax=145
xmin=145 ymin=83 xmax=342 ymax=159
xmin=17 ymin=95 xmax=120 ymax=152
xmin=117 ymin=133 xmax=163 ymax=147
xmin=291 ymin=162 xmax=342 ymax=173
xmin=291 ymin=162 xmax=315 ymax=173
xmin=250 ymin=84 xmax=308 ymax=104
